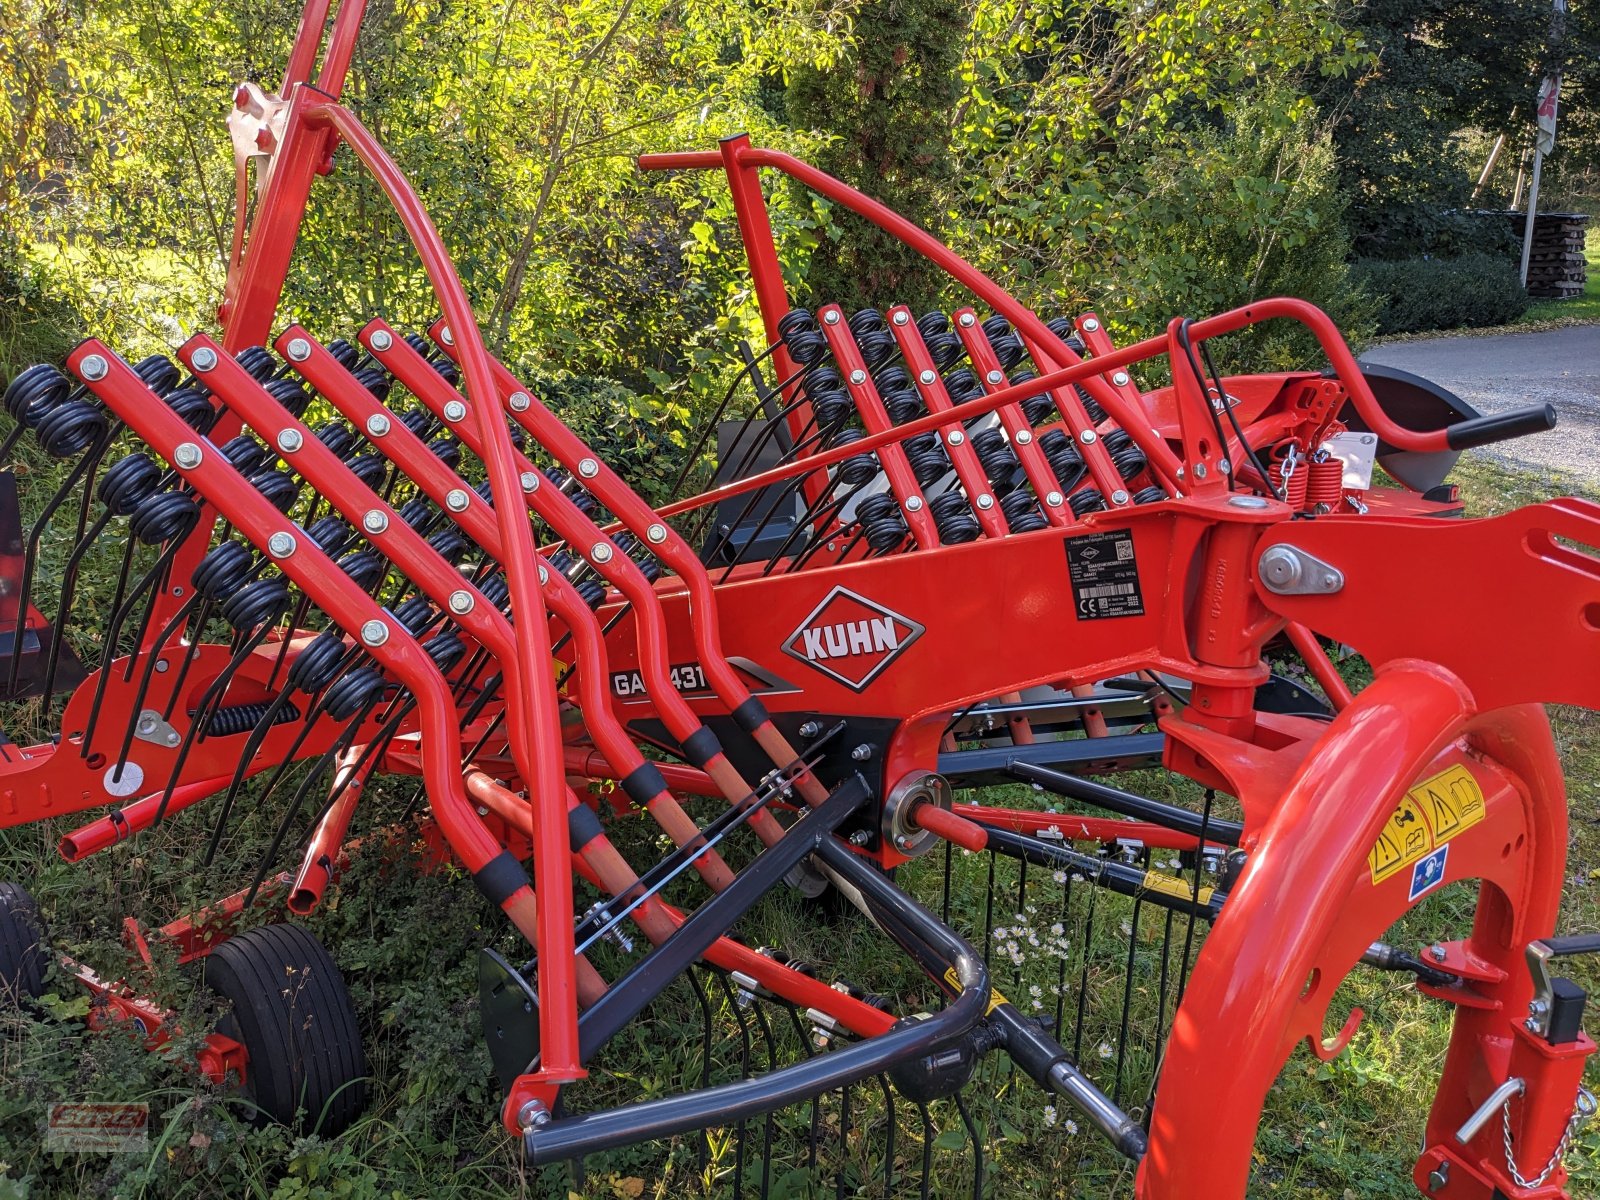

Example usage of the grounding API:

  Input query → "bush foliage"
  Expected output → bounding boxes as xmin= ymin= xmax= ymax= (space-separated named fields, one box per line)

xmin=1350 ymin=252 xmax=1532 ymax=334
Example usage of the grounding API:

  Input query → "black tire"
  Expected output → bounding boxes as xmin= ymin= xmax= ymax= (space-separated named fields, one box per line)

xmin=0 ymin=881 xmax=49 ymax=1005
xmin=202 ymin=923 xmax=367 ymax=1135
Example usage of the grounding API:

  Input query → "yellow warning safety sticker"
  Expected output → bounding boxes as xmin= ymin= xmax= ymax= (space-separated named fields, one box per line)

xmin=1368 ymin=764 xmax=1486 ymax=885
xmin=943 ymin=966 xmax=1009 ymax=1015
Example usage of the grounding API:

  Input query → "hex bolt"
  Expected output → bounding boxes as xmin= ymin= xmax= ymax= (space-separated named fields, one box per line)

xmin=851 ymin=744 xmax=873 ymax=762
xmin=1046 ymin=490 xmax=1064 ymax=506
xmin=285 ymin=337 xmax=311 ymax=362
xmin=986 ymin=370 xmax=1003 ymax=385
xmin=578 ymin=458 xmax=599 ymax=479
xmin=1111 ymin=371 xmax=1131 ymax=387
xmin=439 ymin=326 xmax=454 ymax=346
xmin=521 ymin=471 xmax=540 ymax=492
xmin=1015 ymin=429 xmax=1033 ymax=445
xmin=1112 ymin=489 xmax=1129 ymax=505
xmin=509 ymin=391 xmax=531 ymax=412
xmin=977 ymin=494 xmax=995 ymax=509
xmin=442 ymin=400 xmax=467 ymax=422
xmin=369 ymin=330 xmax=393 ymax=352
xmin=366 ymin=413 xmax=391 ymax=437
xmin=445 ymin=488 xmax=470 ymax=512
xmin=591 ymin=542 xmax=613 ymax=564
xmin=1083 ymin=317 xmax=1100 ymax=333
xmin=959 ymin=312 xmax=975 ymax=328
xmin=267 ymin=532 xmax=296 ymax=558
xmin=174 ymin=443 xmax=203 ymax=469
xmin=849 ymin=370 xmax=866 ymax=386
xmin=849 ymin=829 xmax=872 ymax=846
xmin=1079 ymin=429 xmax=1097 ymax=445
xmin=947 ymin=430 xmax=965 ymax=446
xmin=518 ymin=1100 xmax=550 ymax=1130
xmin=1194 ymin=463 xmax=1209 ymax=479
xmin=448 ymin=590 xmax=475 ymax=615
xmin=277 ymin=428 xmax=304 ymax=454
xmin=191 ymin=346 xmax=219 ymax=373
xmin=646 ymin=523 xmax=667 ymax=544
xmin=537 ymin=563 xmax=550 ymax=584
xmin=798 ymin=721 xmax=821 ymax=738
xmin=360 ymin=619 xmax=389 ymax=647
xmin=1429 ymin=944 xmax=1448 ymax=962
xmin=362 ymin=510 xmax=389 ymax=535
xmin=919 ymin=369 xmax=936 ymax=385
xmin=905 ymin=496 xmax=924 ymax=512
xmin=892 ymin=311 xmax=909 ymax=326
xmin=823 ymin=310 xmax=840 ymax=325
xmin=80 ymin=354 xmax=109 ymax=381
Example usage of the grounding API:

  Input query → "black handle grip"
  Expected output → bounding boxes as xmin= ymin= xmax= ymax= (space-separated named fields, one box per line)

xmin=1537 ymin=933 xmax=1600 ymax=960
xmin=1445 ymin=403 xmax=1557 ymax=450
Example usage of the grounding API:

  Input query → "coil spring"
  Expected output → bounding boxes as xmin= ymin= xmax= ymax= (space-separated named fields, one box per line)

xmin=288 ymin=629 xmax=349 ymax=693
xmin=855 ymin=493 xmax=907 ymax=552
xmin=882 ymin=385 xmax=924 ymax=426
xmin=874 ymin=365 xmax=912 ymax=395
xmin=827 ymin=429 xmax=879 ymax=487
xmin=4 ymin=364 xmax=69 ymax=427
xmin=165 ymin=387 xmax=218 ymax=435
xmin=249 ymin=468 xmax=302 ymax=514
xmin=1000 ymin=488 xmax=1048 ymax=532
xmin=1275 ymin=444 xmax=1310 ymax=510
xmin=220 ymin=577 xmax=291 ymax=631
xmin=552 ymin=551 xmax=606 ymax=609
xmin=235 ymin=346 xmax=279 ymax=384
xmin=1132 ymin=485 xmax=1167 ymax=505
xmin=904 ymin=433 xmax=950 ymax=487
xmin=980 ymin=316 xmax=1026 ymax=372
xmin=307 ymin=516 xmax=353 ymax=556
xmin=545 ymin=467 xmax=602 ymax=518
xmin=1306 ymin=454 xmax=1343 ymax=509
xmin=202 ymin=699 xmax=304 ymax=738
xmin=427 ymin=526 xmax=470 ymax=565
xmin=812 ymin=395 xmax=854 ymax=441
xmin=847 ymin=310 xmax=897 ymax=370
xmin=338 ymin=549 xmax=386 ymax=591
xmin=1038 ymin=428 xmax=1087 ymax=492
xmin=345 ymin=454 xmax=388 ymax=491
xmin=424 ymin=631 xmax=466 ymax=673
xmin=428 ymin=436 xmax=462 ymax=471
xmin=943 ymin=369 xmax=984 ymax=407
xmin=130 ymin=491 xmax=201 ymax=545
xmin=98 ymin=454 xmax=164 ymax=516
xmin=221 ymin=435 xmax=270 ymax=476
xmin=35 ymin=401 xmax=107 ymax=458
xmin=778 ymin=310 xmax=828 ymax=367
xmin=1043 ymin=317 xmax=1084 ymax=352
xmin=397 ymin=496 xmax=435 ymax=532
xmin=1077 ymin=385 xmax=1107 ymax=425
xmin=613 ymin=532 xmax=662 ymax=583
xmin=1102 ymin=428 xmax=1147 ymax=483
xmin=322 ymin=667 xmax=386 ymax=721
xmin=133 ymin=354 xmax=184 ymax=397
xmin=393 ymin=594 xmax=435 ymax=636
xmin=1068 ymin=487 xmax=1107 ymax=518
xmin=928 ymin=490 xmax=981 ymax=544
xmin=192 ymin=542 xmax=257 ymax=602
xmin=969 ymin=426 xmax=1022 ymax=495
xmin=916 ymin=312 xmax=964 ymax=370
xmin=316 ymin=421 xmax=358 ymax=459
xmin=479 ymin=574 xmax=510 ymax=610
xmin=1010 ymin=371 xmax=1053 ymax=426
xmin=265 ymin=377 xmax=313 ymax=417
xmin=399 ymin=407 xmax=436 ymax=438
xmin=352 ymin=365 xmax=392 ymax=402
xmin=326 ymin=339 xmax=361 ymax=371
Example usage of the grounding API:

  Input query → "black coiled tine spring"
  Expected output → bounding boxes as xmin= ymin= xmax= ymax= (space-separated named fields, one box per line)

xmin=203 ymin=675 xmax=320 ymax=869
xmin=264 ymin=593 xmax=316 ymax=692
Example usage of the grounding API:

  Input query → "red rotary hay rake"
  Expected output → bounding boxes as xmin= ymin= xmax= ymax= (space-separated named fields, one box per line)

xmin=2 ymin=3 xmax=1598 ymax=1196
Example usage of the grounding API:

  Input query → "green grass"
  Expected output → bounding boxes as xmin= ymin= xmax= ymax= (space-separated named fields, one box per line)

xmin=3 ymin=453 xmax=1600 ymax=1200
xmin=1518 ymin=225 xmax=1600 ymax=326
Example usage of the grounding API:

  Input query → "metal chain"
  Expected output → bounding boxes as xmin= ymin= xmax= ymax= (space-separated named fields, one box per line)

xmin=1502 ymin=1084 xmax=1598 ymax=1190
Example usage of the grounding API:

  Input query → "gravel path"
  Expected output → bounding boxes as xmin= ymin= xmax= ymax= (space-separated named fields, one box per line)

xmin=1359 ymin=325 xmax=1600 ymax=486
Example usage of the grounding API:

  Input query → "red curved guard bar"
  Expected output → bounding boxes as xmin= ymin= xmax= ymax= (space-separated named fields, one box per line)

xmin=305 ymin=101 xmax=581 ymax=1080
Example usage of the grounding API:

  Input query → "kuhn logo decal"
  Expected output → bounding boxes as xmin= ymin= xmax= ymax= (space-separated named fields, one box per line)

xmin=782 ymin=587 xmax=923 ymax=691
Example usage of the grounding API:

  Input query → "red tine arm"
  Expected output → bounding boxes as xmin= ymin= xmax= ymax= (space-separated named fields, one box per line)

xmin=815 ymin=304 xmax=940 ymax=548
xmin=884 ymin=305 xmax=1007 ymax=539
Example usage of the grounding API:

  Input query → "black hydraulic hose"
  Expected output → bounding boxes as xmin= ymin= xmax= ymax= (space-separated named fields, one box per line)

xmin=521 ymin=835 xmax=990 ymax=1165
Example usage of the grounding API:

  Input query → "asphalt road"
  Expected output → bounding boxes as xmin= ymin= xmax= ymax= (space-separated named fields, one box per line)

xmin=1359 ymin=325 xmax=1600 ymax=485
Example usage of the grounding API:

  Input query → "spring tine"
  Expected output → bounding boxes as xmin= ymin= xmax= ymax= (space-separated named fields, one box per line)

xmin=954 ymin=1092 xmax=983 ymax=1200
xmin=1073 ymin=881 xmax=1099 ymax=1061
xmin=205 ymin=684 xmax=310 ymax=849
xmin=1114 ymin=893 xmax=1145 ymax=1105
xmin=264 ymin=594 xmax=315 ymax=691
xmin=1145 ymin=907 xmax=1179 ymax=1126
xmin=747 ymin=996 xmax=780 ymax=1200
xmin=161 ymin=595 xmax=218 ymax=722
xmin=238 ymin=719 xmax=364 ymax=906
xmin=917 ymin=1101 xmax=934 ymax=1200
xmin=688 ymin=968 xmax=715 ymax=1176
xmin=1175 ymin=790 xmax=1215 ymax=1004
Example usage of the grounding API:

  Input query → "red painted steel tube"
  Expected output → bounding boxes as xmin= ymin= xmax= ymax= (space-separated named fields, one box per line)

xmin=281 ymin=0 xmax=335 ymax=91
xmin=288 ymin=745 xmax=368 ymax=914
xmin=885 ymin=306 xmax=1007 ymax=539
xmin=815 ymin=304 xmax=939 ymax=548
xmin=308 ymin=102 xmax=581 ymax=1080
xmin=314 ymin=0 xmax=365 ymax=97
xmin=562 ymin=748 xmax=720 ymax=798
xmin=951 ymin=804 xmax=1220 ymax=853
xmin=908 ymin=802 xmax=988 ymax=853
xmin=58 ymin=774 xmax=238 ymax=862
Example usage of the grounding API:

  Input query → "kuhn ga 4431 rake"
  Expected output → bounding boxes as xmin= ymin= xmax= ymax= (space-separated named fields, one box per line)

xmin=2 ymin=4 xmax=1598 ymax=1197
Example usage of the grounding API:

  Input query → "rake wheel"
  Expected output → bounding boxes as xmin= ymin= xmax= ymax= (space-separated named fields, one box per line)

xmin=0 ymin=882 xmax=50 ymax=1005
